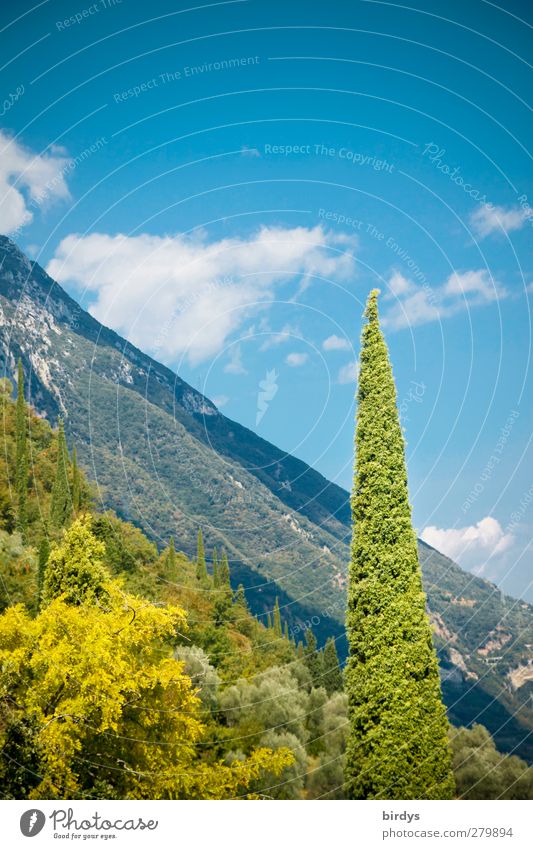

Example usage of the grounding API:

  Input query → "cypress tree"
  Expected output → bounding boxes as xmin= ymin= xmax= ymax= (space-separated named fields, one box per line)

xmin=273 ymin=597 xmax=282 ymax=637
xmin=297 ymin=641 xmax=304 ymax=659
xmin=266 ymin=611 xmax=273 ymax=630
xmin=283 ymin=621 xmax=289 ymax=641
xmin=219 ymin=549 xmax=230 ymax=586
xmin=323 ymin=637 xmax=343 ymax=695
xmin=212 ymin=547 xmax=219 ymax=586
xmin=71 ymin=445 xmax=81 ymax=514
xmin=303 ymin=629 xmax=322 ymax=687
xmin=234 ymin=583 xmax=247 ymax=608
xmin=49 ymin=418 xmax=72 ymax=530
xmin=345 ymin=290 xmax=454 ymax=800
xmin=166 ymin=536 xmax=176 ymax=570
xmin=15 ymin=359 xmax=28 ymax=538
xmin=196 ymin=528 xmax=207 ymax=580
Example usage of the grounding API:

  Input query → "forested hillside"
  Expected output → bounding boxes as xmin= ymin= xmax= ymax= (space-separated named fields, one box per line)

xmin=2 ymin=235 xmax=533 ymax=765
xmin=1 ymin=377 xmax=533 ymax=799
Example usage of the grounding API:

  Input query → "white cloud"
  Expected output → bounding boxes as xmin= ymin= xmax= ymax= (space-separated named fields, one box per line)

xmin=285 ymin=352 xmax=308 ymax=367
xmin=323 ymin=334 xmax=351 ymax=352
xmin=212 ymin=394 xmax=229 ymax=408
xmin=337 ymin=360 xmax=358 ymax=384
xmin=240 ymin=146 xmax=261 ymax=158
xmin=224 ymin=345 xmax=247 ymax=375
xmin=470 ymin=203 xmax=532 ymax=239
xmin=387 ymin=271 xmax=413 ymax=297
xmin=259 ymin=322 xmax=301 ymax=351
xmin=421 ymin=517 xmax=514 ymax=565
xmin=0 ymin=131 xmax=71 ymax=234
xmin=442 ymin=269 xmax=501 ymax=301
xmin=383 ymin=269 xmax=506 ymax=331
xmin=47 ymin=226 xmax=356 ymax=365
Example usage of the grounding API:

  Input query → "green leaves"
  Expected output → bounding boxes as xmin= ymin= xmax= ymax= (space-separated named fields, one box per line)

xmin=345 ymin=291 xmax=455 ymax=800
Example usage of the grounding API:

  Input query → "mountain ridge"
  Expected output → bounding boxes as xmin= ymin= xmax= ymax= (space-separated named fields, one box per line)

xmin=2 ymin=233 xmax=533 ymax=762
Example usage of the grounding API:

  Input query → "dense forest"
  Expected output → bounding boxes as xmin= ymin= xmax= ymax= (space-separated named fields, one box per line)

xmin=2 ymin=337 xmax=533 ymax=798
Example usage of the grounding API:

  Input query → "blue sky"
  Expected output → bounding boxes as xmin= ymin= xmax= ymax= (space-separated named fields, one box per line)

xmin=1 ymin=0 xmax=532 ymax=599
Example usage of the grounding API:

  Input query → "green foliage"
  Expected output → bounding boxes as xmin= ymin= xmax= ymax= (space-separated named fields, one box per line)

xmin=0 ymin=589 xmax=292 ymax=799
xmin=49 ymin=419 xmax=71 ymax=530
xmin=323 ymin=637 xmax=343 ymax=695
xmin=451 ymin=724 xmax=533 ymax=800
xmin=71 ymin=445 xmax=81 ymax=514
xmin=219 ymin=549 xmax=230 ymax=586
xmin=15 ymin=359 xmax=28 ymax=537
xmin=303 ymin=629 xmax=323 ymax=687
xmin=166 ymin=536 xmax=176 ymax=570
xmin=273 ymin=597 xmax=282 ymax=637
xmin=92 ymin=510 xmax=158 ymax=578
xmin=42 ymin=515 xmax=109 ymax=606
xmin=196 ymin=527 xmax=207 ymax=581
xmin=0 ymin=530 xmax=37 ymax=613
xmin=307 ymin=692 xmax=349 ymax=799
xmin=212 ymin=546 xmax=219 ymax=586
xmin=37 ymin=526 xmax=50 ymax=607
xmin=234 ymin=583 xmax=247 ymax=609
xmin=306 ymin=686 xmax=328 ymax=756
xmin=345 ymin=290 xmax=455 ymax=800
xmin=174 ymin=645 xmax=220 ymax=711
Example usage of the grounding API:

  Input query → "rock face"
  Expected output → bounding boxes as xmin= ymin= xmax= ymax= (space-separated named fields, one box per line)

xmin=2 ymin=234 xmax=533 ymax=761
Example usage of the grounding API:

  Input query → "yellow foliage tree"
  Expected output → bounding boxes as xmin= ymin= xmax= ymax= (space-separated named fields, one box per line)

xmin=0 ymin=518 xmax=293 ymax=799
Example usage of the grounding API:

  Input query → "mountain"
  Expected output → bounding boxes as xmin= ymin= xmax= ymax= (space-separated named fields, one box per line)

xmin=2 ymin=234 xmax=533 ymax=762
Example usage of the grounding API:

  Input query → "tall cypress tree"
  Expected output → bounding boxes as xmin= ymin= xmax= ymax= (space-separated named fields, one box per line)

xmin=166 ymin=536 xmax=176 ymax=571
xmin=49 ymin=418 xmax=72 ymax=530
xmin=345 ymin=290 xmax=454 ymax=800
xmin=15 ymin=359 xmax=28 ymax=538
xmin=196 ymin=528 xmax=207 ymax=581
xmin=71 ymin=445 xmax=81 ymax=514
xmin=273 ymin=597 xmax=282 ymax=637
xmin=303 ymin=629 xmax=322 ymax=687
xmin=219 ymin=550 xmax=231 ymax=586
xmin=212 ymin=547 xmax=219 ymax=586
xmin=323 ymin=637 xmax=343 ymax=695
xmin=234 ymin=583 xmax=247 ymax=608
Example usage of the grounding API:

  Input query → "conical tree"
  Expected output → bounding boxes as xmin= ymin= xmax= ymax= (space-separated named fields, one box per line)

xmin=212 ymin=547 xmax=219 ymax=586
xmin=15 ymin=359 xmax=28 ymax=538
xmin=49 ymin=418 xmax=72 ymax=530
xmin=323 ymin=637 xmax=343 ymax=695
xmin=234 ymin=583 xmax=248 ymax=609
xmin=196 ymin=528 xmax=207 ymax=581
xmin=166 ymin=536 xmax=176 ymax=571
xmin=273 ymin=597 xmax=282 ymax=637
xmin=219 ymin=549 xmax=230 ymax=586
xmin=303 ymin=629 xmax=322 ymax=687
xmin=42 ymin=515 xmax=109 ymax=607
xmin=71 ymin=445 xmax=81 ymax=514
xmin=283 ymin=621 xmax=289 ymax=641
xmin=345 ymin=290 xmax=454 ymax=800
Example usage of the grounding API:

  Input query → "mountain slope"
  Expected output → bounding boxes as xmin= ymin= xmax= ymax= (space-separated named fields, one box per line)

xmin=2 ymin=234 xmax=533 ymax=761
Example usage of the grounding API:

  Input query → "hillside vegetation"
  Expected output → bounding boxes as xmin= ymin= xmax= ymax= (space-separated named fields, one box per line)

xmin=1 ymin=378 xmax=532 ymax=799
